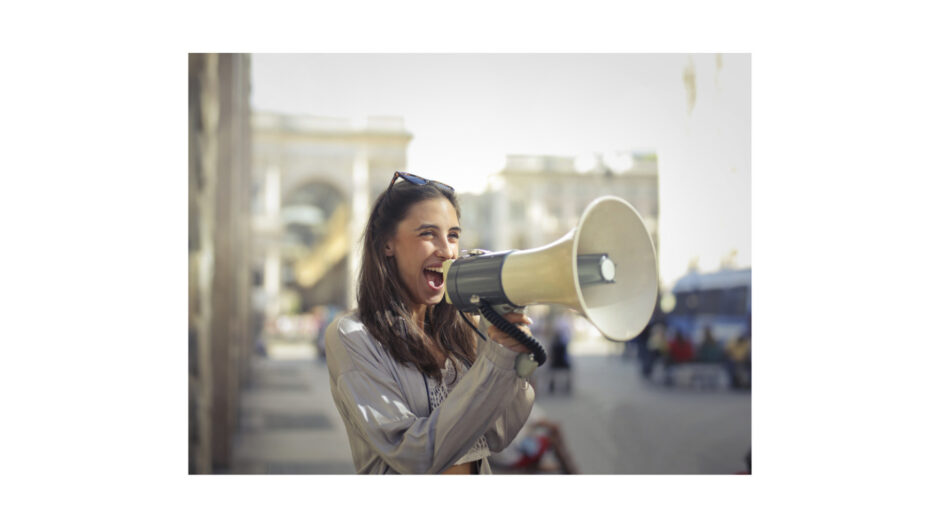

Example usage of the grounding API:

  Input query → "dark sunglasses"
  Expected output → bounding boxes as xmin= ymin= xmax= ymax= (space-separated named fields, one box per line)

xmin=388 ymin=171 xmax=455 ymax=194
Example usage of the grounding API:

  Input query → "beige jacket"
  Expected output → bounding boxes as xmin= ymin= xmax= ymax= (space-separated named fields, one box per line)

xmin=325 ymin=313 xmax=535 ymax=474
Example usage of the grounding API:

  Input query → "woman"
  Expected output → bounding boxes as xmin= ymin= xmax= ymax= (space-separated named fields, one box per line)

xmin=324 ymin=171 xmax=536 ymax=474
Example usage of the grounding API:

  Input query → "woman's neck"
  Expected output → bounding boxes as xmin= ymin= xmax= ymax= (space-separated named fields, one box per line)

xmin=410 ymin=304 xmax=428 ymax=331
xmin=410 ymin=303 xmax=447 ymax=365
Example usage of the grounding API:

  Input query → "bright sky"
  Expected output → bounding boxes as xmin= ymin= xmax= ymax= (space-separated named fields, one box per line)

xmin=250 ymin=53 xmax=750 ymax=287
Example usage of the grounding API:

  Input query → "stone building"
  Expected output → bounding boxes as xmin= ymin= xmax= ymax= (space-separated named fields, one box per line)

xmin=250 ymin=112 xmax=412 ymax=319
xmin=461 ymin=152 xmax=660 ymax=268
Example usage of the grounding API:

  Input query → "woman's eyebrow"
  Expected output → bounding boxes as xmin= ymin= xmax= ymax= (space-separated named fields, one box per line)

xmin=414 ymin=224 xmax=461 ymax=232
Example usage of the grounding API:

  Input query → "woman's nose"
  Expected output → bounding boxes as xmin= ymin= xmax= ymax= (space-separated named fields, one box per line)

xmin=435 ymin=237 xmax=456 ymax=259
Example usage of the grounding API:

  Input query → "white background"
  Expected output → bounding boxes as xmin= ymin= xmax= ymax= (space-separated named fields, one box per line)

xmin=2 ymin=1 xmax=938 ymax=527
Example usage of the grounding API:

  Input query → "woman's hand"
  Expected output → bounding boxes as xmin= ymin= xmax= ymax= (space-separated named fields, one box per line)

xmin=486 ymin=312 xmax=534 ymax=354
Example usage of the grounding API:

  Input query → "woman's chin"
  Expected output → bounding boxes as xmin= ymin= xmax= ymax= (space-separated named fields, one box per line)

xmin=421 ymin=288 xmax=445 ymax=306
xmin=426 ymin=292 xmax=445 ymax=305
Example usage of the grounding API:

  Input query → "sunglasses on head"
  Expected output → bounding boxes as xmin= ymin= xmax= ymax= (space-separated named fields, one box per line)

xmin=388 ymin=171 xmax=455 ymax=194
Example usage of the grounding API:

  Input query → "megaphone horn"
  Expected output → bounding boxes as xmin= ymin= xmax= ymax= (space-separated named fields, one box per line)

xmin=442 ymin=196 xmax=658 ymax=342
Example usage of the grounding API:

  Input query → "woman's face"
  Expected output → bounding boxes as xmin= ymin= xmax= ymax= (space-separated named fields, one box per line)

xmin=384 ymin=197 xmax=460 ymax=310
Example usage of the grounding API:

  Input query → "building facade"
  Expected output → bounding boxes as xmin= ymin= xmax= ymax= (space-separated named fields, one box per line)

xmin=461 ymin=152 xmax=660 ymax=270
xmin=250 ymin=111 xmax=413 ymax=323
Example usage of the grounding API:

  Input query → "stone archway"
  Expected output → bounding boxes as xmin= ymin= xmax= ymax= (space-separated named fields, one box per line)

xmin=280 ymin=179 xmax=350 ymax=311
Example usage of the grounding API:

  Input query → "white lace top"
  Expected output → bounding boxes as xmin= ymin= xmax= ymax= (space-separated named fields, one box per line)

xmin=427 ymin=358 xmax=491 ymax=466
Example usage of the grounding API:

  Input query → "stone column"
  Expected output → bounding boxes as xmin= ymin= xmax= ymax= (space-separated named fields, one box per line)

xmin=188 ymin=53 xmax=252 ymax=473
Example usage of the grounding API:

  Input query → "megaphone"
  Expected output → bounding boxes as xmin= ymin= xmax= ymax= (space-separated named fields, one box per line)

xmin=442 ymin=196 xmax=658 ymax=351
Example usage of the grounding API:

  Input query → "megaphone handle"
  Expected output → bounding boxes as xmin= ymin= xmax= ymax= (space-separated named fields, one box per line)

xmin=478 ymin=301 xmax=547 ymax=367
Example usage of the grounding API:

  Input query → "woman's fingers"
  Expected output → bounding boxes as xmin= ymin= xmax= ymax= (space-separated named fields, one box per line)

xmin=494 ymin=312 xmax=532 ymax=326
xmin=487 ymin=312 xmax=534 ymax=352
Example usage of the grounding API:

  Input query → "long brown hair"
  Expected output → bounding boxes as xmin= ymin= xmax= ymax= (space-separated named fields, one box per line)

xmin=356 ymin=178 xmax=477 ymax=382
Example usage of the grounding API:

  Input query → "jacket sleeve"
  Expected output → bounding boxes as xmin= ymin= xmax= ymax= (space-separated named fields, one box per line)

xmin=326 ymin=318 xmax=534 ymax=474
xmin=482 ymin=334 xmax=536 ymax=452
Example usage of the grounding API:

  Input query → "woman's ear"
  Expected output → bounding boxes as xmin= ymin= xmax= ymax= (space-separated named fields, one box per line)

xmin=384 ymin=241 xmax=394 ymax=257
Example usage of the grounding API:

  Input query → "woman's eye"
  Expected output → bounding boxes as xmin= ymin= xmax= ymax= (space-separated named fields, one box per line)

xmin=448 ymin=233 xmax=460 ymax=240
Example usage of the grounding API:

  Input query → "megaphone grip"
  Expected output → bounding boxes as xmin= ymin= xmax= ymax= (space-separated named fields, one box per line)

xmin=478 ymin=301 xmax=547 ymax=366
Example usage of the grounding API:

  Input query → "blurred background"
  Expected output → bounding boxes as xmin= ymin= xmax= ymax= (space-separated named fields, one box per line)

xmin=188 ymin=53 xmax=750 ymax=474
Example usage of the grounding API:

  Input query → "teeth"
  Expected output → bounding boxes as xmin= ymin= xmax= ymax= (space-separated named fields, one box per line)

xmin=424 ymin=266 xmax=443 ymax=273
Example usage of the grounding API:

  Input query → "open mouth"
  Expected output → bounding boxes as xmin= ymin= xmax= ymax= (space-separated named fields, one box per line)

xmin=423 ymin=265 xmax=444 ymax=290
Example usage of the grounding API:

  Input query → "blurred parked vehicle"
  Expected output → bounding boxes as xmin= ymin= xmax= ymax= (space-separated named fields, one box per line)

xmin=666 ymin=268 xmax=751 ymax=345
xmin=641 ymin=268 xmax=751 ymax=389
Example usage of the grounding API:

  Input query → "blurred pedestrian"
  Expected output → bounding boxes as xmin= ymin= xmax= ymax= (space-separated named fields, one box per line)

xmin=324 ymin=171 xmax=535 ymax=474
xmin=664 ymin=329 xmax=693 ymax=386
xmin=489 ymin=403 xmax=579 ymax=474
xmin=646 ymin=323 xmax=669 ymax=380
xmin=547 ymin=310 xmax=572 ymax=394
xmin=724 ymin=331 xmax=751 ymax=389
xmin=312 ymin=305 xmax=331 ymax=362
xmin=634 ymin=321 xmax=654 ymax=376
xmin=697 ymin=326 xmax=722 ymax=362
xmin=668 ymin=329 xmax=694 ymax=362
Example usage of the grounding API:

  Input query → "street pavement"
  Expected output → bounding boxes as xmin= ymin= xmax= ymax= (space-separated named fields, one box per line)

xmin=231 ymin=343 xmax=353 ymax=474
xmin=230 ymin=339 xmax=751 ymax=475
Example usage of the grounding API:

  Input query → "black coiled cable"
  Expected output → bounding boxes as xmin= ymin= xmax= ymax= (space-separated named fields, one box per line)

xmin=478 ymin=300 xmax=546 ymax=366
